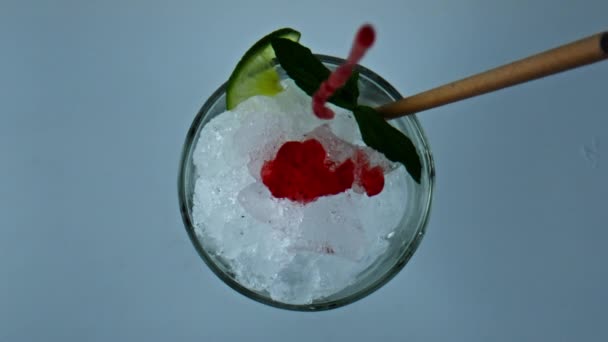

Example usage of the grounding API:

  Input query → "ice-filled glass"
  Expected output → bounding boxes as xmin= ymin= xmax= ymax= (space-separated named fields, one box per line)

xmin=178 ymin=55 xmax=434 ymax=311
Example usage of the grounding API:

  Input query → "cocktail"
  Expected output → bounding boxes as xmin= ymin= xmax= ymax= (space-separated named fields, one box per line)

xmin=178 ymin=26 xmax=434 ymax=310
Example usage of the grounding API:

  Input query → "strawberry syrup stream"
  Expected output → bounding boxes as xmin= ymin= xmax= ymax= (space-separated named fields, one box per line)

xmin=312 ymin=24 xmax=376 ymax=119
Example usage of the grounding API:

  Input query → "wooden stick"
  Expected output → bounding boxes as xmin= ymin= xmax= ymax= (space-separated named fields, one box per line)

xmin=377 ymin=31 xmax=608 ymax=119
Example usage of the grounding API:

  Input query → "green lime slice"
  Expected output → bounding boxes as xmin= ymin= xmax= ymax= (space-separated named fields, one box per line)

xmin=226 ymin=28 xmax=301 ymax=110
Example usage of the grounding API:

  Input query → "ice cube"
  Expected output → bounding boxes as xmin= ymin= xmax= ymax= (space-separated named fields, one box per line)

xmin=294 ymin=194 xmax=367 ymax=261
xmin=305 ymin=124 xmax=356 ymax=164
xmin=268 ymin=253 xmax=321 ymax=304
xmin=237 ymin=182 xmax=304 ymax=231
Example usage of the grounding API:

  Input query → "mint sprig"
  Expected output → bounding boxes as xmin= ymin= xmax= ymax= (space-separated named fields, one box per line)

xmin=271 ymin=38 xmax=423 ymax=184
xmin=271 ymin=38 xmax=359 ymax=110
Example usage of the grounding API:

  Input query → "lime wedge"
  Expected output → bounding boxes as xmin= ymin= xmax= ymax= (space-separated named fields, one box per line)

xmin=226 ymin=28 xmax=301 ymax=110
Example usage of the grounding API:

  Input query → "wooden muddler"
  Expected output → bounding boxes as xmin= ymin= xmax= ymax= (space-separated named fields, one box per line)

xmin=377 ymin=32 xmax=608 ymax=119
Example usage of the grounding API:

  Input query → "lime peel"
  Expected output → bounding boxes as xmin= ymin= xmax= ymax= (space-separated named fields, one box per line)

xmin=226 ymin=28 xmax=301 ymax=110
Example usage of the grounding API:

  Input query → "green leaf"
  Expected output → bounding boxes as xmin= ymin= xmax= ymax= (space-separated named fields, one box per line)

xmin=271 ymin=38 xmax=359 ymax=109
xmin=353 ymin=106 xmax=422 ymax=183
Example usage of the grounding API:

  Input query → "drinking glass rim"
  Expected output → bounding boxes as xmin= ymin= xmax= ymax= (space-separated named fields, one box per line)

xmin=178 ymin=54 xmax=435 ymax=311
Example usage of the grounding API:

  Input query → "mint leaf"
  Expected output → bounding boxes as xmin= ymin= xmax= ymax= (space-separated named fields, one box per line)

xmin=271 ymin=38 xmax=359 ymax=109
xmin=353 ymin=106 xmax=422 ymax=183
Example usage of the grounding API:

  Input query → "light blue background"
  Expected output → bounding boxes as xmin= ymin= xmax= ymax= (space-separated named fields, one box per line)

xmin=1 ymin=0 xmax=607 ymax=341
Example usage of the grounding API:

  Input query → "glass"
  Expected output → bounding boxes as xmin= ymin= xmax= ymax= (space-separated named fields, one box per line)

xmin=178 ymin=55 xmax=435 ymax=311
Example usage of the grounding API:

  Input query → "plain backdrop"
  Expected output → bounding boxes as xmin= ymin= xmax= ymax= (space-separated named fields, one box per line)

xmin=1 ymin=0 xmax=607 ymax=341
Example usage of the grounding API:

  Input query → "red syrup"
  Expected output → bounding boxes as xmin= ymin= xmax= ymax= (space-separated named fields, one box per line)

xmin=261 ymin=139 xmax=384 ymax=204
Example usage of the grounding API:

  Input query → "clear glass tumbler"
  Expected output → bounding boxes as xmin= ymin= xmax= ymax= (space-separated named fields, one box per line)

xmin=178 ymin=55 xmax=435 ymax=311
